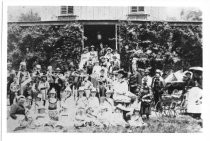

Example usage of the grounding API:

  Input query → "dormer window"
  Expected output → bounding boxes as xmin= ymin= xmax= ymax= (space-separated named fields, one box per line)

xmin=61 ymin=6 xmax=74 ymax=15
xmin=131 ymin=6 xmax=144 ymax=13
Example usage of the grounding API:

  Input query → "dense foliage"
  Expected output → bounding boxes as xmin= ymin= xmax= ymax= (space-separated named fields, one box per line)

xmin=8 ymin=21 xmax=202 ymax=74
xmin=118 ymin=21 xmax=202 ymax=75
xmin=8 ymin=23 xmax=83 ymax=71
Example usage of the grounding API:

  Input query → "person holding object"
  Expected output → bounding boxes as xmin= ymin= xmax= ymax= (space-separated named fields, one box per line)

xmin=16 ymin=61 xmax=31 ymax=95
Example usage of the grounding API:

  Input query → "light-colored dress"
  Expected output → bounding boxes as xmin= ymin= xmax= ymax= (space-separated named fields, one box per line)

xmin=186 ymin=87 xmax=202 ymax=114
xmin=38 ymin=81 xmax=50 ymax=101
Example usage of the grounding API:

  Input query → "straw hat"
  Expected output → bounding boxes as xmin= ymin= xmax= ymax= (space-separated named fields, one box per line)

xmin=100 ymin=56 xmax=105 ymax=60
xmin=47 ymin=66 xmax=52 ymax=70
xmin=106 ymin=47 xmax=113 ymax=52
xmin=55 ymin=68 xmax=61 ymax=72
xmin=20 ymin=62 xmax=26 ymax=66
xmin=49 ymin=88 xmax=56 ymax=94
xmin=91 ymin=87 xmax=97 ymax=93
xmin=78 ymin=87 xmax=85 ymax=92
xmin=106 ymin=89 xmax=114 ymax=94
xmin=65 ymin=86 xmax=72 ymax=92
xmin=117 ymin=69 xmax=128 ymax=78
xmin=36 ymin=64 xmax=41 ymax=69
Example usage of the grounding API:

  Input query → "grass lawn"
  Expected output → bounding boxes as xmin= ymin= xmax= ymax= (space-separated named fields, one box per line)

xmin=13 ymin=115 xmax=202 ymax=133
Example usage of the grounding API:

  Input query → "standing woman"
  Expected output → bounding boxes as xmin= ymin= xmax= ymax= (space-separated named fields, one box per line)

xmin=140 ymin=84 xmax=153 ymax=119
xmin=16 ymin=62 xmax=31 ymax=95
xmin=38 ymin=75 xmax=50 ymax=106
xmin=152 ymin=73 xmax=164 ymax=111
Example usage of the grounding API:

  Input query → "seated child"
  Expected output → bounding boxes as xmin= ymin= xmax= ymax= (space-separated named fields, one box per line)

xmin=128 ymin=108 xmax=147 ymax=127
xmin=85 ymin=107 xmax=103 ymax=127
xmin=76 ymin=87 xmax=88 ymax=108
xmin=111 ymin=104 xmax=129 ymax=127
xmin=87 ymin=87 xmax=100 ymax=110
xmin=74 ymin=107 xmax=86 ymax=128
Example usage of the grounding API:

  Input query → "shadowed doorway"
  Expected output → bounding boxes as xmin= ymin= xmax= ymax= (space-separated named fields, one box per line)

xmin=84 ymin=24 xmax=116 ymax=51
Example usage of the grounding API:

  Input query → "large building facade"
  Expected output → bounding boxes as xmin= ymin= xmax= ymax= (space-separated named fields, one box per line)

xmin=57 ymin=6 xmax=166 ymax=21
xmin=8 ymin=6 xmax=201 ymax=50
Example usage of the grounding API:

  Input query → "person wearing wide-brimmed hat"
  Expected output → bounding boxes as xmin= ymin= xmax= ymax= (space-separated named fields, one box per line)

xmin=104 ymin=47 xmax=113 ymax=63
xmin=17 ymin=61 xmax=31 ymax=95
xmin=112 ymin=69 xmax=134 ymax=103
xmin=76 ymin=87 xmax=88 ymax=108
xmin=38 ymin=74 xmax=50 ymax=106
xmin=53 ymin=68 xmax=63 ymax=101
xmin=87 ymin=87 xmax=100 ymax=111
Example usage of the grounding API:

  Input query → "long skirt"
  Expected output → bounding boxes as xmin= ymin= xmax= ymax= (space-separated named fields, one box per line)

xmin=140 ymin=102 xmax=151 ymax=116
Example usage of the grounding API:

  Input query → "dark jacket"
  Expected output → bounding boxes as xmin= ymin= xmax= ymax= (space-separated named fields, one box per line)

xmin=10 ymin=103 xmax=25 ymax=119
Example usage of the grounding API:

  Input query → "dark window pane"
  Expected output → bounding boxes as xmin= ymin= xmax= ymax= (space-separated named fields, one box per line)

xmin=61 ymin=6 xmax=67 ymax=14
xmin=68 ymin=6 xmax=74 ymax=14
xmin=131 ymin=6 xmax=137 ymax=12
xmin=138 ymin=6 xmax=144 ymax=11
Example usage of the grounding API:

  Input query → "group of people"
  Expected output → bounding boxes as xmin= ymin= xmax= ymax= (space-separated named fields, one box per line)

xmin=7 ymin=45 xmax=202 ymax=131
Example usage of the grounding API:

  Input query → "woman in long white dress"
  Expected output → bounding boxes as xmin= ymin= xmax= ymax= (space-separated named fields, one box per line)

xmin=186 ymin=81 xmax=202 ymax=119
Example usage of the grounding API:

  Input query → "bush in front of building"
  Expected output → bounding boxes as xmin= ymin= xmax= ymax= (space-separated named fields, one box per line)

xmin=8 ymin=23 xmax=83 ymax=71
xmin=118 ymin=21 xmax=202 ymax=75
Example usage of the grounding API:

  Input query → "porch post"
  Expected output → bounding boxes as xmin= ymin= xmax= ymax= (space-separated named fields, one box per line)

xmin=82 ymin=24 xmax=84 ymax=50
xmin=115 ymin=24 xmax=118 ymax=50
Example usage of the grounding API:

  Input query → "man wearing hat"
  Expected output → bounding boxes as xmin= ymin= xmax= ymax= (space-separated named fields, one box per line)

xmin=53 ymin=68 xmax=63 ymax=101
xmin=17 ymin=61 xmax=31 ymax=95
xmin=129 ymin=67 xmax=142 ymax=94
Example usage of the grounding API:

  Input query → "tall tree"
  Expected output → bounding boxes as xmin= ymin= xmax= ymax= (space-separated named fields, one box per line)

xmin=18 ymin=10 xmax=41 ymax=22
xmin=180 ymin=8 xmax=202 ymax=21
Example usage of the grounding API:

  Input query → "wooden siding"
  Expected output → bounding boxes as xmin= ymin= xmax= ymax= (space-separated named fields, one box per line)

xmin=73 ymin=6 xmax=130 ymax=20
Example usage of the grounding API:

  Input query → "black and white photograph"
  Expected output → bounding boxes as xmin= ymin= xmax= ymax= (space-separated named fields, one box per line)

xmin=3 ymin=2 xmax=205 ymax=134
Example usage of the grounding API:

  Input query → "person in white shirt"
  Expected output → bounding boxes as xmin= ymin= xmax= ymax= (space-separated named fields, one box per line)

xmin=142 ymin=69 xmax=153 ymax=88
xmin=113 ymin=70 xmax=135 ymax=103
xmin=92 ymin=61 xmax=101 ymax=77
xmin=79 ymin=47 xmax=90 ymax=70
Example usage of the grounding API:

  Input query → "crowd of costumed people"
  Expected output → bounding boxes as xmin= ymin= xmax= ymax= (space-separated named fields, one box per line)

xmin=7 ymin=45 xmax=202 ymax=131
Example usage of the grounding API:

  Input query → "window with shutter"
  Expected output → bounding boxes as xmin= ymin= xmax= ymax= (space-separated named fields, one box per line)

xmin=131 ymin=6 xmax=145 ymax=13
xmin=131 ymin=6 xmax=138 ymax=12
xmin=67 ymin=6 xmax=74 ymax=14
xmin=61 ymin=6 xmax=67 ymax=14
xmin=61 ymin=6 xmax=74 ymax=15
xmin=138 ymin=6 xmax=144 ymax=12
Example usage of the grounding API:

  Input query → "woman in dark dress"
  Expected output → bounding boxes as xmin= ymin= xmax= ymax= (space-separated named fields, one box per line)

xmin=140 ymin=84 xmax=153 ymax=119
